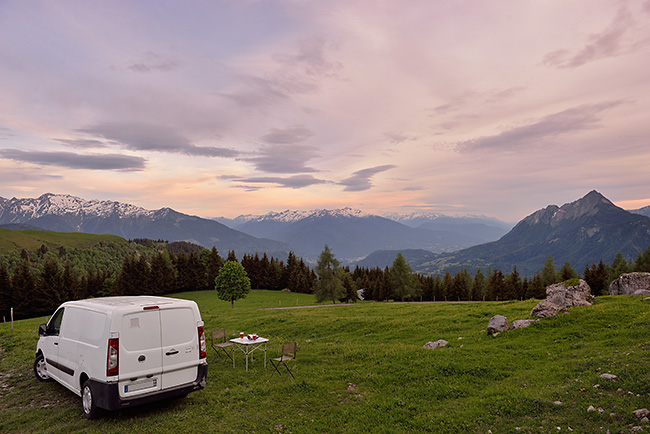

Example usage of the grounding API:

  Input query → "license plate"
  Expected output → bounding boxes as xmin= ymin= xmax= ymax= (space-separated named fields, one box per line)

xmin=124 ymin=378 xmax=157 ymax=393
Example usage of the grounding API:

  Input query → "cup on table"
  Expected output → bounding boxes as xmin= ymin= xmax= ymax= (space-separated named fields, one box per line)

xmin=253 ymin=333 xmax=257 ymax=340
xmin=240 ymin=332 xmax=244 ymax=339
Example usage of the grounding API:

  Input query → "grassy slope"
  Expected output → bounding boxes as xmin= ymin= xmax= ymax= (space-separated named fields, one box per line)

xmin=1 ymin=291 xmax=649 ymax=433
xmin=0 ymin=229 xmax=128 ymax=253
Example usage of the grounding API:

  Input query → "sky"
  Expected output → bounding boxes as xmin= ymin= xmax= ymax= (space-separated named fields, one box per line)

xmin=1 ymin=0 xmax=649 ymax=222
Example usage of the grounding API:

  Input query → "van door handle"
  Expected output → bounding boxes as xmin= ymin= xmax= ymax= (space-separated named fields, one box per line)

xmin=54 ymin=342 xmax=58 ymax=346
xmin=166 ymin=350 xmax=179 ymax=356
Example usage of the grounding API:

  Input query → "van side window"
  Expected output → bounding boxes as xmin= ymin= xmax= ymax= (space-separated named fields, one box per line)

xmin=47 ymin=308 xmax=65 ymax=336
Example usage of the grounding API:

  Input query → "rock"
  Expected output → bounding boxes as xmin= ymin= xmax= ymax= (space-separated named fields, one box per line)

xmin=633 ymin=409 xmax=650 ymax=419
xmin=553 ymin=401 xmax=563 ymax=406
xmin=641 ymin=417 xmax=649 ymax=424
xmin=512 ymin=319 xmax=535 ymax=329
xmin=530 ymin=300 xmax=569 ymax=318
xmin=546 ymin=279 xmax=593 ymax=307
xmin=487 ymin=315 xmax=510 ymax=335
xmin=423 ymin=339 xmax=448 ymax=349
xmin=600 ymin=373 xmax=618 ymax=380
xmin=609 ymin=272 xmax=650 ymax=296
xmin=588 ymin=405 xmax=597 ymax=412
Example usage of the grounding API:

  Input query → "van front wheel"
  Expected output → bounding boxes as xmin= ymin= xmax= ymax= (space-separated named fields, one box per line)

xmin=82 ymin=381 xmax=101 ymax=419
xmin=33 ymin=353 xmax=52 ymax=382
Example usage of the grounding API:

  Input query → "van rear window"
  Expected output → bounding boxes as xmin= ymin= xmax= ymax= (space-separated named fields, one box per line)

xmin=121 ymin=311 xmax=162 ymax=351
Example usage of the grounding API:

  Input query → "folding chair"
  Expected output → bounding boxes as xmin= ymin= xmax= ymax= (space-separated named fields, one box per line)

xmin=270 ymin=342 xmax=297 ymax=381
xmin=210 ymin=328 xmax=234 ymax=366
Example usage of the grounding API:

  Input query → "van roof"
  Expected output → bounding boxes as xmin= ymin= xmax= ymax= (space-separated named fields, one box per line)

xmin=63 ymin=296 xmax=194 ymax=313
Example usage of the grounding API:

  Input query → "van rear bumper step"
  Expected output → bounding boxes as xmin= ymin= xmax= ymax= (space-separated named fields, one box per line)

xmin=90 ymin=364 xmax=208 ymax=411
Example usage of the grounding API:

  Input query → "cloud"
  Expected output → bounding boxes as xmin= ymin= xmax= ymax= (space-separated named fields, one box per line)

xmin=456 ymin=100 xmax=626 ymax=153
xmin=125 ymin=52 xmax=180 ymax=73
xmin=339 ymin=165 xmax=397 ymax=192
xmin=0 ymin=149 xmax=146 ymax=171
xmin=54 ymin=138 xmax=108 ymax=149
xmin=78 ymin=122 xmax=239 ymax=158
xmin=384 ymin=132 xmax=419 ymax=144
xmin=221 ymin=36 xmax=340 ymax=110
xmin=261 ymin=125 xmax=313 ymax=144
xmin=233 ymin=174 xmax=328 ymax=189
xmin=243 ymin=143 xmax=319 ymax=173
xmin=542 ymin=7 xmax=636 ymax=68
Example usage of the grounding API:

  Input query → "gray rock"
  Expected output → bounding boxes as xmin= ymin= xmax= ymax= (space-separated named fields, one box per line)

xmin=512 ymin=319 xmax=535 ymax=329
xmin=423 ymin=339 xmax=448 ymax=349
xmin=600 ymin=373 xmax=618 ymax=380
xmin=633 ymin=409 xmax=650 ymax=419
xmin=546 ymin=279 xmax=593 ymax=307
xmin=609 ymin=272 xmax=650 ymax=296
xmin=487 ymin=315 xmax=510 ymax=335
xmin=530 ymin=300 xmax=569 ymax=318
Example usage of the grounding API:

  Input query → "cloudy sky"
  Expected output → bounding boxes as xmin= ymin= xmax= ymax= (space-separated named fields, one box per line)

xmin=1 ymin=0 xmax=649 ymax=222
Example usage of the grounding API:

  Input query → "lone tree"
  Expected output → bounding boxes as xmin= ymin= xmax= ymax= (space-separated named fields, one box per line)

xmin=390 ymin=252 xmax=421 ymax=301
xmin=215 ymin=260 xmax=251 ymax=309
xmin=313 ymin=245 xmax=345 ymax=304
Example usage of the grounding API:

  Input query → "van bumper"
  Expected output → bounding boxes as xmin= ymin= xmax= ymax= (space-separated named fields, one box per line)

xmin=91 ymin=363 xmax=208 ymax=411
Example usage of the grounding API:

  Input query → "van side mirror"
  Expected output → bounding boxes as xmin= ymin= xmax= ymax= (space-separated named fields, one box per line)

xmin=38 ymin=324 xmax=47 ymax=336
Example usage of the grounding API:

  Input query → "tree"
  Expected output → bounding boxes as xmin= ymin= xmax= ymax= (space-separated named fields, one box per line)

xmin=214 ymin=260 xmax=251 ymax=309
xmin=339 ymin=268 xmax=358 ymax=303
xmin=487 ymin=269 xmax=505 ymax=301
xmin=389 ymin=253 xmax=421 ymax=301
xmin=634 ymin=245 xmax=650 ymax=272
xmin=559 ymin=261 xmax=579 ymax=281
xmin=473 ymin=268 xmax=487 ymax=301
xmin=312 ymin=245 xmax=345 ymax=304
xmin=0 ymin=262 xmax=13 ymax=320
xmin=541 ymin=255 xmax=557 ymax=288
xmin=609 ymin=252 xmax=630 ymax=283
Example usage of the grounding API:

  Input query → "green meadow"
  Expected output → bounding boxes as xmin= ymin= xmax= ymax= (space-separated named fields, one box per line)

xmin=1 ymin=290 xmax=649 ymax=433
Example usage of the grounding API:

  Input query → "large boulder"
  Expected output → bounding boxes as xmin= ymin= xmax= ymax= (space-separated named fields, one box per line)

xmin=546 ymin=279 xmax=593 ymax=307
xmin=530 ymin=300 xmax=568 ymax=318
xmin=609 ymin=272 xmax=650 ymax=296
xmin=487 ymin=315 xmax=510 ymax=335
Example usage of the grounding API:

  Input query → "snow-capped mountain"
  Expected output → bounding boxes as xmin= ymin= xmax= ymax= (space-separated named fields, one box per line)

xmin=0 ymin=193 xmax=154 ymax=222
xmin=0 ymin=193 xmax=289 ymax=256
xmin=214 ymin=207 xmax=511 ymax=263
xmin=216 ymin=207 xmax=369 ymax=227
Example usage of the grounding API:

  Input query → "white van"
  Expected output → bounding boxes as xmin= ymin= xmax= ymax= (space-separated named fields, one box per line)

xmin=34 ymin=296 xmax=208 ymax=419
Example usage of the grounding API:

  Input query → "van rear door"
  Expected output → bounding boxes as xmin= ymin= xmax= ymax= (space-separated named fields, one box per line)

xmin=118 ymin=310 xmax=163 ymax=397
xmin=160 ymin=307 xmax=199 ymax=389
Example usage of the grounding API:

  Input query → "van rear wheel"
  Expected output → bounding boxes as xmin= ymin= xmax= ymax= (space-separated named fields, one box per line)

xmin=82 ymin=381 xmax=101 ymax=419
xmin=33 ymin=353 xmax=52 ymax=382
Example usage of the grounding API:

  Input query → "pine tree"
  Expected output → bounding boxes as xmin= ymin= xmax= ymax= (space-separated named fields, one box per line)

xmin=313 ymin=245 xmax=345 ymax=304
xmin=634 ymin=245 xmax=650 ymax=272
xmin=541 ymin=255 xmax=557 ymax=288
xmin=0 ymin=262 xmax=13 ymax=320
xmin=390 ymin=253 xmax=421 ymax=302
xmin=487 ymin=269 xmax=505 ymax=301
xmin=559 ymin=261 xmax=579 ymax=281
xmin=473 ymin=268 xmax=487 ymax=301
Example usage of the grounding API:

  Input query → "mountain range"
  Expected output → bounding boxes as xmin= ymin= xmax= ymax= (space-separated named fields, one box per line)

xmin=216 ymin=208 xmax=511 ymax=262
xmin=360 ymin=191 xmax=650 ymax=276
xmin=1 ymin=191 xmax=649 ymax=277
xmin=0 ymin=193 xmax=290 ymax=257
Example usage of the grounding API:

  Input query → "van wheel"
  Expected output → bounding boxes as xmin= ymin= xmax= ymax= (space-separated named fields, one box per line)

xmin=33 ymin=353 xmax=52 ymax=382
xmin=82 ymin=381 xmax=101 ymax=419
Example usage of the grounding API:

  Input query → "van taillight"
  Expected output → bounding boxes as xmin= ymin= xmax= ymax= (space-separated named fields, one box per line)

xmin=198 ymin=326 xmax=206 ymax=359
xmin=107 ymin=338 xmax=119 ymax=376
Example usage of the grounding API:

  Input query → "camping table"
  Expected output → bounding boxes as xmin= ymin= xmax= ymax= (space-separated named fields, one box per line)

xmin=229 ymin=336 xmax=269 ymax=371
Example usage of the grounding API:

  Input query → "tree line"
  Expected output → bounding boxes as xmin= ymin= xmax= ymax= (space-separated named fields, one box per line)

xmin=1 ymin=237 xmax=649 ymax=320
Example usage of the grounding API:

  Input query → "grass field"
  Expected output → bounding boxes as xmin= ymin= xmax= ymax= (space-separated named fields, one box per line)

xmin=1 ymin=290 xmax=649 ymax=433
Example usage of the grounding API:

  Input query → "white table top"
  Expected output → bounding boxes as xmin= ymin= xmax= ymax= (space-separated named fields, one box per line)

xmin=230 ymin=336 xmax=269 ymax=345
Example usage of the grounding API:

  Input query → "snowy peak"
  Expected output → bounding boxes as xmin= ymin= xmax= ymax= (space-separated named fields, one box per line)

xmin=235 ymin=207 xmax=370 ymax=224
xmin=0 ymin=193 xmax=154 ymax=220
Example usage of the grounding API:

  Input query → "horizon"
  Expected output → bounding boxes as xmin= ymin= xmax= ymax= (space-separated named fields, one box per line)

xmin=1 ymin=1 xmax=649 ymax=222
xmin=0 ymin=189 xmax=646 ymax=225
